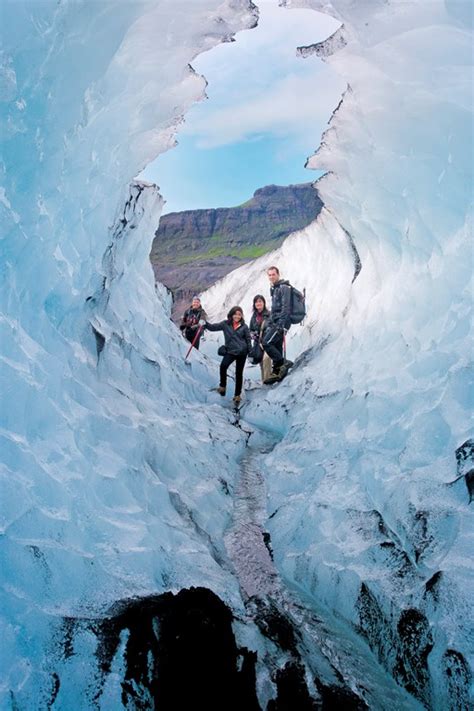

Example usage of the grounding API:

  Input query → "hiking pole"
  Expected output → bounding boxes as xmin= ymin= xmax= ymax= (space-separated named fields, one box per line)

xmin=184 ymin=325 xmax=203 ymax=361
xmin=283 ymin=332 xmax=287 ymax=362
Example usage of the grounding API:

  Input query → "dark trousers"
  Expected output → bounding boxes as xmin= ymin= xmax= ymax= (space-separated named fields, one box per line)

xmin=262 ymin=324 xmax=284 ymax=371
xmin=185 ymin=328 xmax=201 ymax=350
xmin=220 ymin=353 xmax=247 ymax=396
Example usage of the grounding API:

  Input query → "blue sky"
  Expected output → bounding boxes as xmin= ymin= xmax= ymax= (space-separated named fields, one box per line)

xmin=140 ymin=1 xmax=344 ymax=214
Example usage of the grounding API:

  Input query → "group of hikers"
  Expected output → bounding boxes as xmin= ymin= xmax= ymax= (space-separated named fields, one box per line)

xmin=179 ymin=266 xmax=305 ymax=404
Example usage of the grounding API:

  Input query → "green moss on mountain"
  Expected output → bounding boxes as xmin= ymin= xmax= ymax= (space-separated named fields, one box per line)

xmin=150 ymin=183 xmax=323 ymax=318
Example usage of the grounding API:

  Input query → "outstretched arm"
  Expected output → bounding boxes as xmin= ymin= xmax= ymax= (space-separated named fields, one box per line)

xmin=204 ymin=320 xmax=225 ymax=332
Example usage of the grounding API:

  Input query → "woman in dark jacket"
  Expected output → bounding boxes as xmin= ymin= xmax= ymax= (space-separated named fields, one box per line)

xmin=249 ymin=294 xmax=272 ymax=383
xmin=249 ymin=294 xmax=270 ymax=361
xmin=205 ymin=306 xmax=251 ymax=403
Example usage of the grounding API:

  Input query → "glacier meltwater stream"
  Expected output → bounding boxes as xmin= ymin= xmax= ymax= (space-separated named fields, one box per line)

xmin=223 ymin=394 xmax=426 ymax=709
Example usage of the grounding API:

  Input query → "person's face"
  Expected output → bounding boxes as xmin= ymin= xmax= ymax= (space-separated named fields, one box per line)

xmin=233 ymin=310 xmax=243 ymax=323
xmin=267 ymin=269 xmax=279 ymax=285
xmin=192 ymin=298 xmax=200 ymax=310
xmin=255 ymin=298 xmax=265 ymax=313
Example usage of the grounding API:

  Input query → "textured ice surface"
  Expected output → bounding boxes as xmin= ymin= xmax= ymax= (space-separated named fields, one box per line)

xmin=202 ymin=1 xmax=474 ymax=707
xmin=1 ymin=0 xmax=473 ymax=708
xmin=0 ymin=1 xmax=260 ymax=707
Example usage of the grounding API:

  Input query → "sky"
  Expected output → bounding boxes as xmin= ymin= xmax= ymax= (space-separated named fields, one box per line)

xmin=140 ymin=0 xmax=344 ymax=214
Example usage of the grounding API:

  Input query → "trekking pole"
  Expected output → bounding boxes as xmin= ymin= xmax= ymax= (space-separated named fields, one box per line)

xmin=283 ymin=332 xmax=287 ymax=361
xmin=184 ymin=325 xmax=203 ymax=361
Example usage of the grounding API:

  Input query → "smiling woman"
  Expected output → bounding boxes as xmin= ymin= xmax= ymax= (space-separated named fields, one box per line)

xmin=140 ymin=0 xmax=343 ymax=213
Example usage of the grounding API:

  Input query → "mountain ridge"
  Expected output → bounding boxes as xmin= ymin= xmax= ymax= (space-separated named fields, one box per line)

xmin=150 ymin=182 xmax=323 ymax=317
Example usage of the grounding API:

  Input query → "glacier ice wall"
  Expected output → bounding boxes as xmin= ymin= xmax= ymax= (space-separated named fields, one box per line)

xmin=1 ymin=0 xmax=473 ymax=708
xmin=1 ymin=1 xmax=262 ymax=707
xmin=201 ymin=0 xmax=473 ymax=707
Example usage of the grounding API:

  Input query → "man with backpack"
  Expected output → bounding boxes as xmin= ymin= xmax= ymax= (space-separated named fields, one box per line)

xmin=262 ymin=266 xmax=305 ymax=384
xmin=179 ymin=296 xmax=207 ymax=350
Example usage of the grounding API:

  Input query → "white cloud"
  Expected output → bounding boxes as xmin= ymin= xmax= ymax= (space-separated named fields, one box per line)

xmin=185 ymin=69 xmax=345 ymax=148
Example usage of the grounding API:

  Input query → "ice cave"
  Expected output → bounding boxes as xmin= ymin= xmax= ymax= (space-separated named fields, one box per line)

xmin=1 ymin=1 xmax=472 ymax=709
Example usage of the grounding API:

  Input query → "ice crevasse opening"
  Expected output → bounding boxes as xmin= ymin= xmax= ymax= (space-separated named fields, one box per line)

xmin=0 ymin=1 xmax=473 ymax=709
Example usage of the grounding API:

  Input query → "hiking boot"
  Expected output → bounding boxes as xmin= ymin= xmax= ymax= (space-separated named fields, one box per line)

xmin=263 ymin=371 xmax=281 ymax=385
xmin=217 ymin=386 xmax=226 ymax=396
xmin=277 ymin=363 xmax=289 ymax=380
xmin=233 ymin=395 xmax=241 ymax=404
xmin=284 ymin=359 xmax=294 ymax=369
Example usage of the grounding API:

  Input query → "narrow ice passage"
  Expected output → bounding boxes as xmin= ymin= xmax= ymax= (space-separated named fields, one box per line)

xmin=220 ymin=392 xmax=424 ymax=709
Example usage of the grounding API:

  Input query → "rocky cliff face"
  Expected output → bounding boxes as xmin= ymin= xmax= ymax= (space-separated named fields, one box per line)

xmin=150 ymin=183 xmax=323 ymax=318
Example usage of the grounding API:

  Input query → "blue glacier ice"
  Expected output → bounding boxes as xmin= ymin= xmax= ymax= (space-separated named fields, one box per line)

xmin=1 ymin=0 xmax=472 ymax=709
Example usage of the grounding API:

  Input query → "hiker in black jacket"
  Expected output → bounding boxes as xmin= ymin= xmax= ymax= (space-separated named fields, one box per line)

xmin=179 ymin=296 xmax=207 ymax=349
xmin=262 ymin=266 xmax=292 ymax=383
xmin=205 ymin=306 xmax=251 ymax=404
xmin=249 ymin=294 xmax=272 ymax=383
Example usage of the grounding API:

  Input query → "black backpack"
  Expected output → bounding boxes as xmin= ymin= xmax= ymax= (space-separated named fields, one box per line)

xmin=289 ymin=286 xmax=306 ymax=324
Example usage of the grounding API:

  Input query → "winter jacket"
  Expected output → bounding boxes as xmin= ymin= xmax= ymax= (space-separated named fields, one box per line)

xmin=205 ymin=320 xmax=252 ymax=356
xmin=249 ymin=309 xmax=271 ymax=339
xmin=269 ymin=280 xmax=292 ymax=330
xmin=180 ymin=307 xmax=206 ymax=333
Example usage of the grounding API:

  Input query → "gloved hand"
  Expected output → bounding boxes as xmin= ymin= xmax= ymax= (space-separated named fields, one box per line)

xmin=198 ymin=319 xmax=206 ymax=326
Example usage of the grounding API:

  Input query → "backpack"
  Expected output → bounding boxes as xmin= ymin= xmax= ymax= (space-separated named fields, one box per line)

xmin=289 ymin=286 xmax=306 ymax=324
